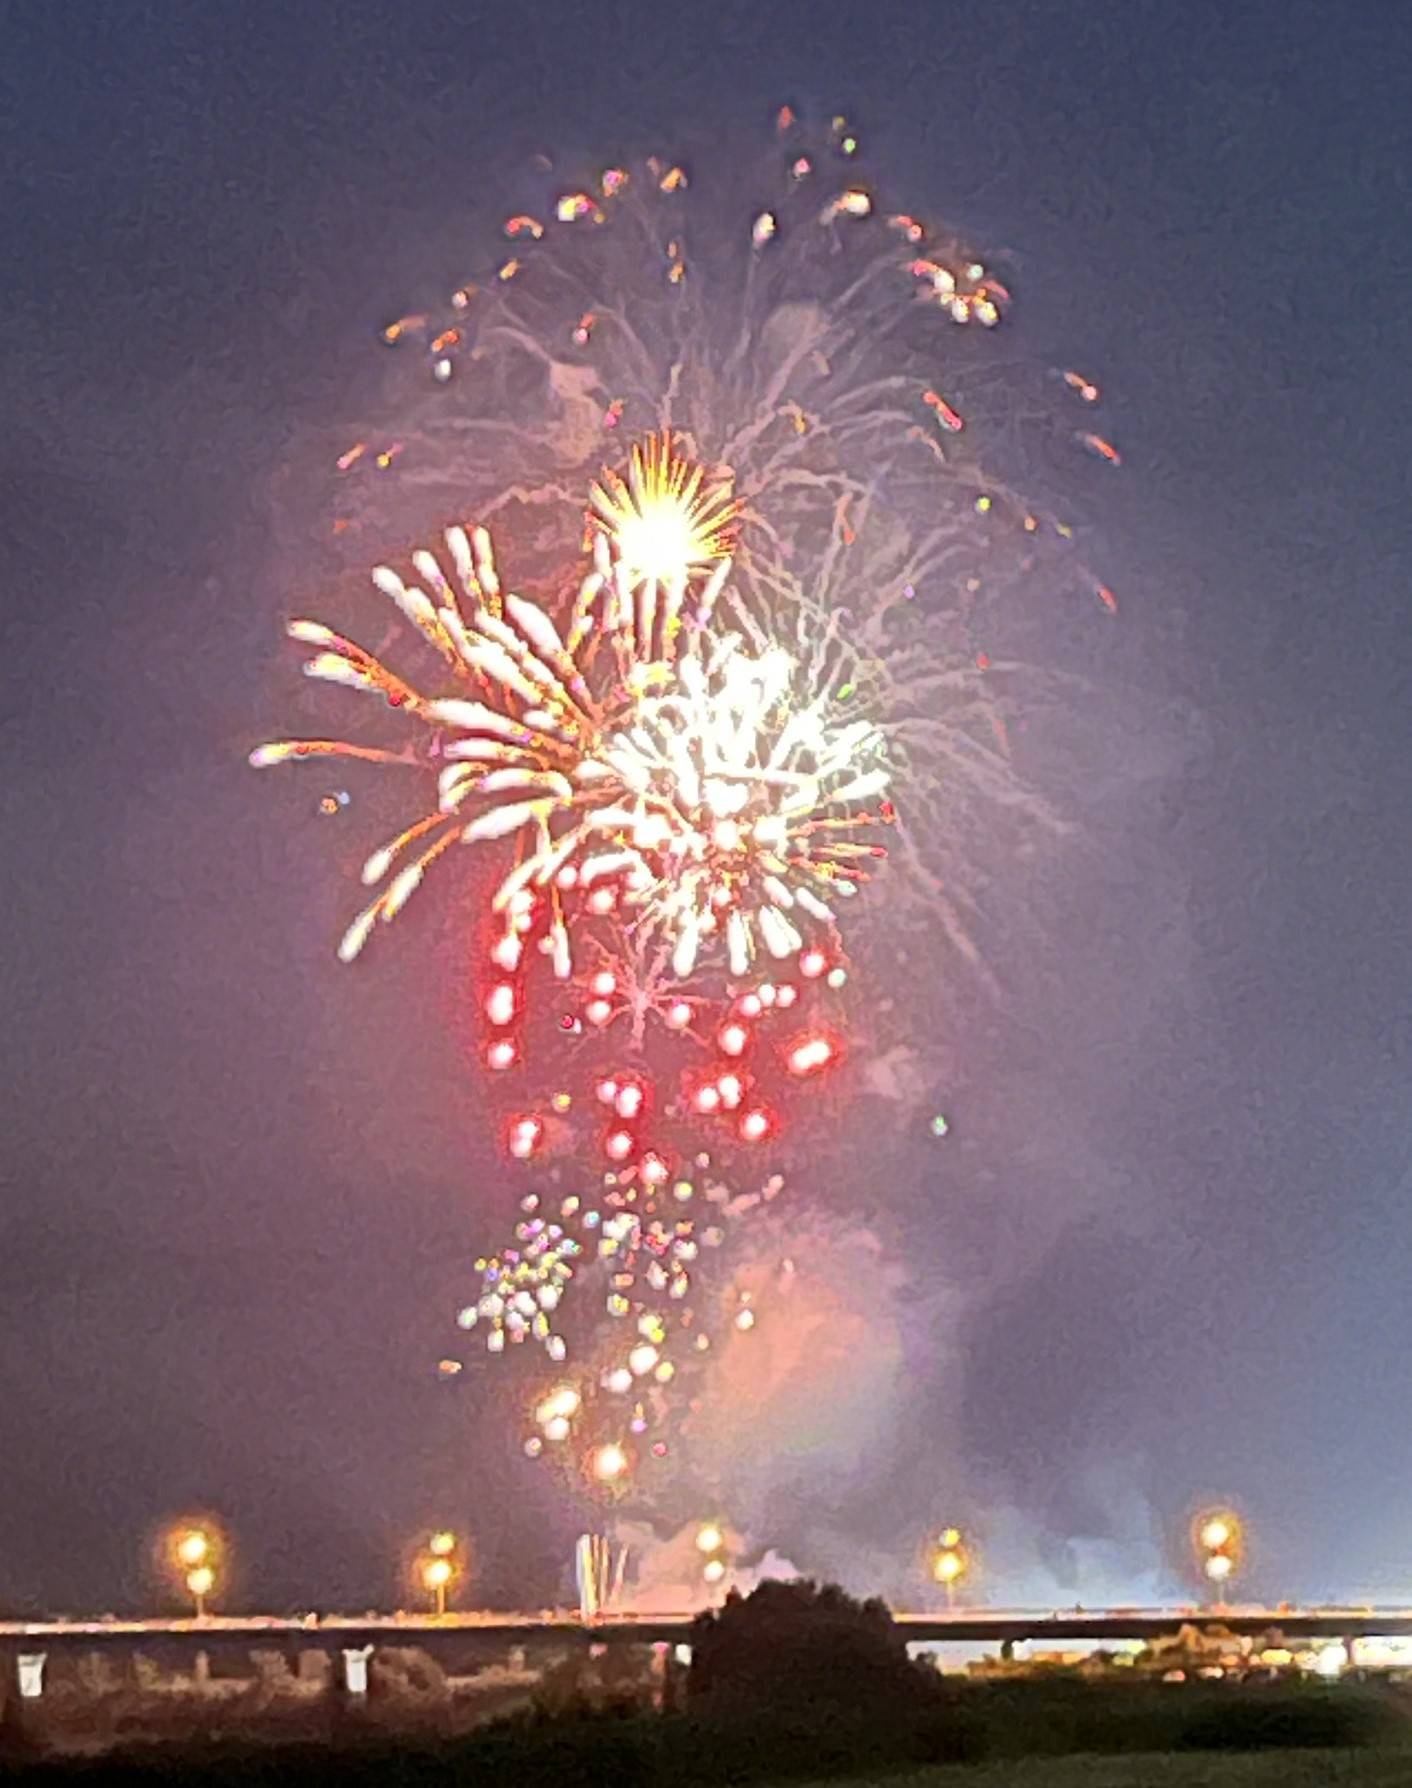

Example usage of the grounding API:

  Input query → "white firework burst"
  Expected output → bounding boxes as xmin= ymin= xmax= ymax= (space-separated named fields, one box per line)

xmin=251 ymin=435 xmax=891 ymax=981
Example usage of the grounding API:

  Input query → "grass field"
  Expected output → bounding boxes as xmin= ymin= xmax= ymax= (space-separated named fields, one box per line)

xmin=802 ymin=1750 xmax=1412 ymax=1788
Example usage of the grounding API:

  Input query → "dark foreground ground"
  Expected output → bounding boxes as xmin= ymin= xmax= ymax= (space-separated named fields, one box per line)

xmin=5 ymin=1665 xmax=1412 ymax=1784
xmin=8 ymin=1740 xmax=1412 ymax=1788
xmin=803 ymin=1752 xmax=1412 ymax=1788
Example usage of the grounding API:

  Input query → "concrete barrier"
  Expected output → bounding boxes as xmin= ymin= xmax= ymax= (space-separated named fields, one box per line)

xmin=341 ymin=1645 xmax=374 ymax=1695
xmin=16 ymin=1655 xmax=46 ymax=1700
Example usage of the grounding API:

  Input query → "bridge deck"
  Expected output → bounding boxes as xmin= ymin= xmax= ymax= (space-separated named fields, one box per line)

xmin=3 ymin=1608 xmax=1410 ymax=1650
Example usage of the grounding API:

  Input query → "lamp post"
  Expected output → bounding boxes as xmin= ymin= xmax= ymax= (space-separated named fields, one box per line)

xmin=931 ymin=1527 xmax=968 ymax=1610
xmin=421 ymin=1556 xmax=453 ymax=1617
xmin=416 ymin=1530 xmax=462 ymax=1616
xmin=167 ymin=1523 xmax=221 ymax=1619
xmin=696 ymin=1522 xmax=730 ymax=1594
xmin=1194 ymin=1509 xmax=1242 ymax=1605
xmin=186 ymin=1565 xmax=215 ymax=1619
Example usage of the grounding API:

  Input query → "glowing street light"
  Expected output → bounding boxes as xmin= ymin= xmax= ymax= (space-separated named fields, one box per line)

xmin=931 ymin=1526 xmax=968 ymax=1609
xmin=185 ymin=1565 xmax=215 ymax=1617
xmin=421 ymin=1556 xmax=453 ymax=1616
xmin=415 ymin=1530 xmax=463 ymax=1616
xmin=166 ymin=1522 xmax=222 ymax=1619
xmin=1193 ymin=1507 xmax=1242 ymax=1602
xmin=695 ymin=1521 xmax=732 ymax=1594
xmin=175 ymin=1530 xmax=209 ymax=1571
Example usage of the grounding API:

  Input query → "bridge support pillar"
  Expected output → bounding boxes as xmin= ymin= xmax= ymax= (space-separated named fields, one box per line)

xmin=342 ymin=1645 xmax=375 ymax=1695
xmin=16 ymin=1654 xmax=46 ymax=1700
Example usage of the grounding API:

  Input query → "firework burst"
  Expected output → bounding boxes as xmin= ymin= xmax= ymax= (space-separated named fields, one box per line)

xmin=253 ymin=112 xmax=1122 ymax=1506
xmin=589 ymin=429 xmax=740 ymax=595
xmin=251 ymin=432 xmax=892 ymax=987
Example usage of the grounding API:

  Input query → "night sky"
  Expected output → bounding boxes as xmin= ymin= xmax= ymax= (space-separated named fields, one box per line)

xmin=4 ymin=0 xmax=1412 ymax=1617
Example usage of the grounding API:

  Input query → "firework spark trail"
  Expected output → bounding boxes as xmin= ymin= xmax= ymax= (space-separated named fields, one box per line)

xmin=253 ymin=113 xmax=1121 ymax=1505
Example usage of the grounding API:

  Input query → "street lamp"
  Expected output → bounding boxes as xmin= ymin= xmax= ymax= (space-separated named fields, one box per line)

xmin=166 ymin=1522 xmax=222 ymax=1619
xmin=421 ymin=1555 xmax=453 ymax=1617
xmin=175 ymin=1530 xmax=209 ymax=1571
xmin=1193 ymin=1508 xmax=1242 ymax=1602
xmin=415 ymin=1531 xmax=462 ymax=1616
xmin=931 ymin=1527 xmax=968 ymax=1609
xmin=185 ymin=1565 xmax=215 ymax=1618
xmin=696 ymin=1522 xmax=730 ymax=1593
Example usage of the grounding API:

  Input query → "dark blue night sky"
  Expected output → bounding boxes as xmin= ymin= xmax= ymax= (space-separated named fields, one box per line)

xmin=3 ymin=0 xmax=1411 ymax=1615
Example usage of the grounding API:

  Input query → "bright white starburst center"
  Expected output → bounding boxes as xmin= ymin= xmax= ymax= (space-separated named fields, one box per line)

xmin=614 ymin=501 xmax=699 ymax=588
xmin=571 ymin=640 xmax=885 ymax=976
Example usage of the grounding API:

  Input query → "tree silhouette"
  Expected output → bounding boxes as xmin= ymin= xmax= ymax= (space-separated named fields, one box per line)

xmin=686 ymin=1579 xmax=938 ymax=1722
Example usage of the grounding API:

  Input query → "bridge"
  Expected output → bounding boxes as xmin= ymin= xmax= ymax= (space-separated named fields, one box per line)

xmin=4 ymin=1605 xmax=1411 ymax=1696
